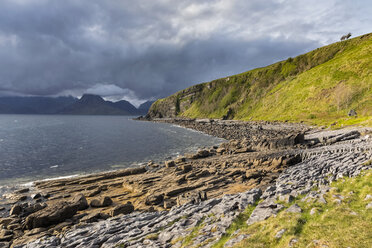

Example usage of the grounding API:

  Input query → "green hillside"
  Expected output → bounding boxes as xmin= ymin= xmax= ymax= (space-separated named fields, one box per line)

xmin=148 ymin=33 xmax=372 ymax=126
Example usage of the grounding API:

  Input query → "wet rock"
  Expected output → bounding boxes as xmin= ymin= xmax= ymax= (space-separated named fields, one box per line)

xmin=110 ymin=202 xmax=134 ymax=217
xmin=90 ymin=196 xmax=113 ymax=208
xmin=9 ymin=205 xmax=22 ymax=216
xmin=31 ymin=193 xmax=42 ymax=200
xmin=24 ymin=201 xmax=78 ymax=230
xmin=15 ymin=188 xmax=29 ymax=194
xmin=17 ymin=195 xmax=27 ymax=202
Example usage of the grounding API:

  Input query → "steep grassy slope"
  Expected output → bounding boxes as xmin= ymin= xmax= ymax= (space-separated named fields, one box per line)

xmin=148 ymin=33 xmax=372 ymax=126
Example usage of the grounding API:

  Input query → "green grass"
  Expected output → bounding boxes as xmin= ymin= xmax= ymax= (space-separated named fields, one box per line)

xmin=149 ymin=33 xmax=372 ymax=126
xmin=218 ymin=170 xmax=372 ymax=248
xmin=179 ymin=217 xmax=206 ymax=247
xmin=211 ymin=204 xmax=258 ymax=248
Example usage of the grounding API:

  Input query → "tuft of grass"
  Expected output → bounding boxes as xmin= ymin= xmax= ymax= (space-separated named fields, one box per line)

xmin=212 ymin=203 xmax=258 ymax=248
xmin=180 ymin=217 xmax=206 ymax=247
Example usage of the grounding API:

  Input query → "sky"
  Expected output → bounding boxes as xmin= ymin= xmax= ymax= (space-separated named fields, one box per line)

xmin=0 ymin=0 xmax=371 ymax=106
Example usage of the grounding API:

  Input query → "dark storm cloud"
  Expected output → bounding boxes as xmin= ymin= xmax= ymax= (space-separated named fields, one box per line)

xmin=0 ymin=0 xmax=370 ymax=102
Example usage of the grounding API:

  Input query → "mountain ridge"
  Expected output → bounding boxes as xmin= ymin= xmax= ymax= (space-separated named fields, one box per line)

xmin=0 ymin=95 xmax=154 ymax=116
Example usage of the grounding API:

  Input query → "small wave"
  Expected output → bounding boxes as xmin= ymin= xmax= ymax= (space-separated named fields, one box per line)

xmin=38 ymin=174 xmax=81 ymax=182
xmin=50 ymin=165 xmax=59 ymax=168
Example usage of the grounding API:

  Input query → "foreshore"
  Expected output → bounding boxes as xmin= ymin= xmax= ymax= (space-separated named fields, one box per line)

xmin=0 ymin=118 xmax=371 ymax=247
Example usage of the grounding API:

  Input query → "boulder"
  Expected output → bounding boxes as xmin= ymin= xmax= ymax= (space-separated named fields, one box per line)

xmin=110 ymin=202 xmax=134 ymax=216
xmin=165 ymin=160 xmax=176 ymax=168
xmin=286 ymin=204 xmax=302 ymax=213
xmin=70 ymin=194 xmax=88 ymax=211
xmin=24 ymin=201 xmax=78 ymax=230
xmin=163 ymin=199 xmax=176 ymax=209
xmin=246 ymin=198 xmax=283 ymax=225
xmin=196 ymin=149 xmax=210 ymax=158
xmin=31 ymin=193 xmax=42 ymax=199
xmin=90 ymin=196 xmax=113 ymax=208
xmin=181 ymin=164 xmax=192 ymax=173
xmin=275 ymin=229 xmax=286 ymax=239
xmin=23 ymin=203 xmax=46 ymax=215
xmin=348 ymin=109 xmax=357 ymax=117
xmin=9 ymin=205 xmax=22 ymax=216
xmin=175 ymin=157 xmax=186 ymax=163
xmin=145 ymin=194 xmax=164 ymax=206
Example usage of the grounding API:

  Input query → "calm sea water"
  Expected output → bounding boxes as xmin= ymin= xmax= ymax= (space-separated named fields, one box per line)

xmin=0 ymin=115 xmax=224 ymax=191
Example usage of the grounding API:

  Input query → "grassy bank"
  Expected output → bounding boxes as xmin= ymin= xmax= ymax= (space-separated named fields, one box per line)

xmin=149 ymin=33 xmax=372 ymax=127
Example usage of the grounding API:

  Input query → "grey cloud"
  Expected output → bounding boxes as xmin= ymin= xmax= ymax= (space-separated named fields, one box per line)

xmin=0 ymin=0 xmax=370 ymax=101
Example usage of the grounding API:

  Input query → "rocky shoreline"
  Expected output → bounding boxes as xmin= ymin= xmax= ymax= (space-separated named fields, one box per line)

xmin=0 ymin=118 xmax=371 ymax=247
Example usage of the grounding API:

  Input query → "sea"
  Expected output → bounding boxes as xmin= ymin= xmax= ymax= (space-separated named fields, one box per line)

xmin=0 ymin=115 xmax=224 ymax=196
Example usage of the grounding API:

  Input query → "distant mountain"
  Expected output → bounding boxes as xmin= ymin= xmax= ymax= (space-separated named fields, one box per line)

xmin=110 ymin=100 xmax=139 ymax=115
xmin=58 ymin=94 xmax=139 ymax=115
xmin=138 ymin=100 xmax=155 ymax=115
xmin=0 ymin=96 xmax=77 ymax=114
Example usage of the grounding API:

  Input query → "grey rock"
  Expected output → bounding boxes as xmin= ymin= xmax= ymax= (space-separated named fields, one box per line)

xmin=247 ymin=198 xmax=283 ymax=225
xmin=366 ymin=202 xmax=372 ymax=209
xmin=279 ymin=194 xmax=295 ymax=203
xmin=275 ymin=228 xmax=286 ymax=239
xmin=310 ymin=208 xmax=317 ymax=215
xmin=286 ymin=204 xmax=302 ymax=213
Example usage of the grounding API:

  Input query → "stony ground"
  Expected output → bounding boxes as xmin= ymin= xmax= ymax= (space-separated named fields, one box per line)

xmin=0 ymin=119 xmax=371 ymax=247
